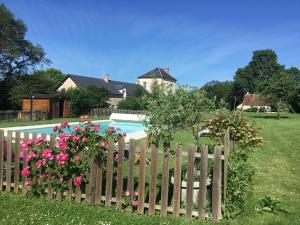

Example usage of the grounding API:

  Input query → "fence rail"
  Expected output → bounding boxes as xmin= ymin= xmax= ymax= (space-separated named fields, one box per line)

xmin=0 ymin=110 xmax=49 ymax=123
xmin=0 ymin=129 xmax=233 ymax=221
xmin=90 ymin=108 xmax=145 ymax=117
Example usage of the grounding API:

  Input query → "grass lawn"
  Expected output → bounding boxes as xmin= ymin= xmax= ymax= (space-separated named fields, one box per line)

xmin=0 ymin=116 xmax=109 ymax=128
xmin=0 ymin=113 xmax=300 ymax=224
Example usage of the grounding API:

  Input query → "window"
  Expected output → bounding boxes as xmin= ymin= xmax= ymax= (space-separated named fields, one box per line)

xmin=143 ymin=81 xmax=147 ymax=89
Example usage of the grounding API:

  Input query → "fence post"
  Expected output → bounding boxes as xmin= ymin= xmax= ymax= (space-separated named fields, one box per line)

xmin=14 ymin=131 xmax=21 ymax=193
xmin=173 ymin=144 xmax=182 ymax=217
xmin=160 ymin=144 xmax=169 ymax=217
xmin=198 ymin=145 xmax=208 ymax=219
xmin=127 ymin=139 xmax=135 ymax=206
xmin=212 ymin=146 xmax=222 ymax=222
xmin=22 ymin=132 xmax=29 ymax=194
xmin=105 ymin=138 xmax=114 ymax=207
xmin=116 ymin=138 xmax=125 ymax=205
xmin=148 ymin=144 xmax=158 ymax=215
xmin=0 ymin=129 xmax=4 ymax=191
xmin=137 ymin=140 xmax=147 ymax=214
xmin=186 ymin=144 xmax=196 ymax=219
xmin=6 ymin=131 xmax=12 ymax=192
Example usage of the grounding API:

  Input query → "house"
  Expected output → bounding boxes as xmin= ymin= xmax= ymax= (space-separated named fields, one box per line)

xmin=22 ymin=67 xmax=177 ymax=118
xmin=56 ymin=74 xmax=144 ymax=108
xmin=137 ymin=68 xmax=177 ymax=93
xmin=237 ymin=92 xmax=270 ymax=111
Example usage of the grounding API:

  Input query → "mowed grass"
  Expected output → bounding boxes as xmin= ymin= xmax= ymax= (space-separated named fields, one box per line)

xmin=0 ymin=113 xmax=300 ymax=224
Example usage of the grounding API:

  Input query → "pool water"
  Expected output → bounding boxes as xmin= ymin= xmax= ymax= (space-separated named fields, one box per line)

xmin=20 ymin=121 xmax=146 ymax=135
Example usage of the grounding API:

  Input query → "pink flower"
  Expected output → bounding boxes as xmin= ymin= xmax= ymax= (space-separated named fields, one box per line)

xmin=87 ymin=120 xmax=92 ymax=125
xmin=116 ymin=128 xmax=121 ymax=131
xmin=37 ymin=159 xmax=46 ymax=168
xmin=134 ymin=192 xmax=139 ymax=196
xmin=25 ymin=180 xmax=31 ymax=186
xmin=82 ymin=136 xmax=87 ymax=142
xmin=72 ymin=136 xmax=80 ymax=142
xmin=122 ymin=133 xmax=127 ymax=138
xmin=56 ymin=152 xmax=69 ymax=165
xmin=80 ymin=115 xmax=87 ymax=122
xmin=34 ymin=136 xmax=46 ymax=144
xmin=73 ymin=176 xmax=83 ymax=186
xmin=21 ymin=166 xmax=30 ymax=177
xmin=99 ymin=141 xmax=105 ymax=148
xmin=41 ymin=148 xmax=53 ymax=160
xmin=58 ymin=140 xmax=67 ymax=150
xmin=53 ymin=125 xmax=60 ymax=132
xmin=74 ymin=154 xmax=81 ymax=162
xmin=92 ymin=125 xmax=100 ymax=131
xmin=60 ymin=121 xmax=69 ymax=128
xmin=20 ymin=140 xmax=32 ymax=151
xmin=81 ymin=127 xmax=86 ymax=133
xmin=133 ymin=200 xmax=139 ymax=206
xmin=108 ymin=127 xmax=115 ymax=132
xmin=73 ymin=126 xmax=79 ymax=131
xmin=27 ymin=151 xmax=36 ymax=161
xmin=125 ymin=191 xmax=130 ymax=197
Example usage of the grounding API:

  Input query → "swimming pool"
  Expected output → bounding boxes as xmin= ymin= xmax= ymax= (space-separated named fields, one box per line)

xmin=18 ymin=120 xmax=146 ymax=136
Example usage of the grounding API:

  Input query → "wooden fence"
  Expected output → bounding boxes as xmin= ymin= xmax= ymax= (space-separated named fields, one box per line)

xmin=0 ymin=110 xmax=49 ymax=123
xmin=0 ymin=129 xmax=233 ymax=222
xmin=90 ymin=108 xmax=145 ymax=117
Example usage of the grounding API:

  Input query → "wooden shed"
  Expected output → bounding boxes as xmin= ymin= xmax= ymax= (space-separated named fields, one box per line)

xmin=22 ymin=94 xmax=70 ymax=118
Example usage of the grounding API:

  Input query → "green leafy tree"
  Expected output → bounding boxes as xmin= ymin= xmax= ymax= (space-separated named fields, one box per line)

xmin=118 ymin=96 xmax=144 ymax=110
xmin=201 ymin=80 xmax=233 ymax=108
xmin=0 ymin=4 xmax=50 ymax=109
xmin=231 ymin=50 xmax=284 ymax=108
xmin=8 ymin=68 xmax=65 ymax=109
xmin=60 ymin=86 xmax=109 ymax=116
xmin=286 ymin=67 xmax=300 ymax=113
xmin=145 ymin=86 xmax=214 ymax=147
xmin=260 ymin=71 xmax=294 ymax=118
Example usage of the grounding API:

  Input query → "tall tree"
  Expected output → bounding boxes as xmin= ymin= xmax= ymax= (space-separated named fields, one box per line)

xmin=201 ymin=80 xmax=233 ymax=108
xmin=0 ymin=4 xmax=50 ymax=109
xmin=232 ymin=50 xmax=284 ymax=106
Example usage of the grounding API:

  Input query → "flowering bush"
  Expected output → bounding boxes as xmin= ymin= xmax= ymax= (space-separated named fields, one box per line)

xmin=119 ymin=191 xmax=139 ymax=210
xmin=20 ymin=115 xmax=125 ymax=196
xmin=203 ymin=110 xmax=263 ymax=149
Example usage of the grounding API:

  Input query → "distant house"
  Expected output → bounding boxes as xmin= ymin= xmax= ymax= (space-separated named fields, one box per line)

xmin=237 ymin=92 xmax=270 ymax=111
xmin=137 ymin=68 xmax=177 ymax=93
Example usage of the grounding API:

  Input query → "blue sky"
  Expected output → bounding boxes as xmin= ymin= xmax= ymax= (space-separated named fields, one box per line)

xmin=2 ymin=0 xmax=300 ymax=86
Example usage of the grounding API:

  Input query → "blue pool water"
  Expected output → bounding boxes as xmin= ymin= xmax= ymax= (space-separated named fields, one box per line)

xmin=20 ymin=121 xmax=146 ymax=135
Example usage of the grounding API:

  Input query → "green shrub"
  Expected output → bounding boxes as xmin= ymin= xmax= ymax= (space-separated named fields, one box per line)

xmin=118 ymin=96 xmax=144 ymax=110
xmin=244 ymin=107 xmax=258 ymax=112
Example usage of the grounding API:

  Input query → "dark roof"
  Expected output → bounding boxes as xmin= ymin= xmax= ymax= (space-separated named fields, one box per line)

xmin=242 ymin=93 xmax=268 ymax=106
xmin=138 ymin=68 xmax=177 ymax=82
xmin=58 ymin=74 xmax=145 ymax=97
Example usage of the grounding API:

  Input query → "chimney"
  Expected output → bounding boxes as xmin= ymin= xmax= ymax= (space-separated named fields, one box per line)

xmin=103 ymin=73 xmax=109 ymax=83
xmin=162 ymin=68 xmax=169 ymax=74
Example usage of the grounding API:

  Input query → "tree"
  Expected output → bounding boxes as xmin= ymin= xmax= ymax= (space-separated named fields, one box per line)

xmin=286 ymin=67 xmax=300 ymax=113
xmin=0 ymin=4 xmax=50 ymax=109
xmin=231 ymin=50 xmax=284 ymax=107
xmin=201 ymin=80 xmax=233 ymax=108
xmin=60 ymin=86 xmax=109 ymax=116
xmin=118 ymin=96 xmax=144 ymax=110
xmin=144 ymin=86 xmax=215 ymax=147
xmin=260 ymin=71 xmax=294 ymax=118
xmin=8 ymin=68 xmax=65 ymax=109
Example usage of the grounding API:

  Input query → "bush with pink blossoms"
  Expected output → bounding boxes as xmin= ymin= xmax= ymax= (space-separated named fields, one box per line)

xmin=21 ymin=115 xmax=125 ymax=196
